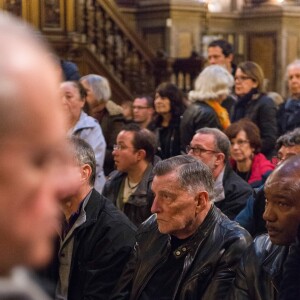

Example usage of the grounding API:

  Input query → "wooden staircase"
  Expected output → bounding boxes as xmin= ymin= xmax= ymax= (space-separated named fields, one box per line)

xmin=0 ymin=0 xmax=204 ymax=103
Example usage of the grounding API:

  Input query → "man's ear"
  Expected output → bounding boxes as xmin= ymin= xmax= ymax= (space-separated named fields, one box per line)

xmin=137 ymin=149 xmax=146 ymax=161
xmin=81 ymin=164 xmax=92 ymax=183
xmin=215 ymin=152 xmax=225 ymax=166
xmin=195 ymin=191 xmax=209 ymax=213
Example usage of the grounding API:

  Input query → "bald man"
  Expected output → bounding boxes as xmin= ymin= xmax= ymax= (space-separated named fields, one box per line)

xmin=229 ymin=155 xmax=300 ymax=300
xmin=0 ymin=12 xmax=77 ymax=299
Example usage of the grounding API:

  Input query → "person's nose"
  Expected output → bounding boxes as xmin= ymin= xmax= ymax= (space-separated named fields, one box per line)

xmin=209 ymin=58 xmax=215 ymax=64
xmin=151 ymin=196 xmax=161 ymax=214
xmin=62 ymin=95 xmax=67 ymax=104
xmin=263 ymin=201 xmax=277 ymax=223
xmin=231 ymin=142 xmax=239 ymax=150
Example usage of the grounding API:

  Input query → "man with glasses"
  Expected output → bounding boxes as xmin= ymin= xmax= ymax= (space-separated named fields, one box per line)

xmin=235 ymin=127 xmax=300 ymax=236
xmin=187 ymin=128 xmax=253 ymax=219
xmin=102 ymin=123 xmax=158 ymax=226
xmin=132 ymin=96 xmax=154 ymax=129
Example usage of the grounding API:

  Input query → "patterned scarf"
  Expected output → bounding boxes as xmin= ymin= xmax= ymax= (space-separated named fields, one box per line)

xmin=205 ymin=100 xmax=231 ymax=129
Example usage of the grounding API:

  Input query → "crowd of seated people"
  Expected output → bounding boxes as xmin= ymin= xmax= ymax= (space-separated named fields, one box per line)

xmin=47 ymin=38 xmax=300 ymax=299
xmin=4 ymin=18 xmax=300 ymax=299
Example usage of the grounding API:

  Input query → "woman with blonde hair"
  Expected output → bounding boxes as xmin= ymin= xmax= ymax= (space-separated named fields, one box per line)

xmin=181 ymin=64 xmax=234 ymax=151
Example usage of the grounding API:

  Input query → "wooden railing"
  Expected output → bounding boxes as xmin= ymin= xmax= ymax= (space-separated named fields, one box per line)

xmin=73 ymin=0 xmax=204 ymax=98
xmin=0 ymin=0 xmax=204 ymax=101
xmin=74 ymin=0 xmax=157 ymax=97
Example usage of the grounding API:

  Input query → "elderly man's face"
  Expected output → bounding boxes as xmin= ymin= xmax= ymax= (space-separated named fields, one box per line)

xmin=264 ymin=173 xmax=300 ymax=245
xmin=151 ymin=170 xmax=205 ymax=239
xmin=288 ymin=65 xmax=300 ymax=97
xmin=0 ymin=42 xmax=76 ymax=272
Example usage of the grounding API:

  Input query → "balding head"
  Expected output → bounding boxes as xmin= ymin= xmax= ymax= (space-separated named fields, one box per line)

xmin=264 ymin=155 xmax=300 ymax=245
xmin=0 ymin=12 xmax=77 ymax=274
xmin=267 ymin=154 xmax=300 ymax=187
xmin=0 ymin=13 xmax=63 ymax=138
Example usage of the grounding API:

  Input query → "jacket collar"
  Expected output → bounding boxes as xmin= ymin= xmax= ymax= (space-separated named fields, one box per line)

xmin=76 ymin=188 xmax=104 ymax=230
xmin=185 ymin=205 xmax=218 ymax=258
xmin=262 ymin=241 xmax=289 ymax=291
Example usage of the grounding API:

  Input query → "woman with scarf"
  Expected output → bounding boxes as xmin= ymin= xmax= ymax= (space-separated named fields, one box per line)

xmin=181 ymin=65 xmax=234 ymax=152
xmin=232 ymin=61 xmax=278 ymax=159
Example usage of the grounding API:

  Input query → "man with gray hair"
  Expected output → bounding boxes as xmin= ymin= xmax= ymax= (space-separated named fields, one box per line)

xmin=80 ymin=74 xmax=125 ymax=175
xmin=48 ymin=137 xmax=136 ymax=300
xmin=111 ymin=155 xmax=251 ymax=300
xmin=187 ymin=127 xmax=253 ymax=219
xmin=278 ymin=59 xmax=300 ymax=135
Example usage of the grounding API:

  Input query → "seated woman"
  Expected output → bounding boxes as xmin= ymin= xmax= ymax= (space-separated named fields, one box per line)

xmin=180 ymin=65 xmax=234 ymax=151
xmin=225 ymin=118 xmax=274 ymax=188
xmin=60 ymin=81 xmax=106 ymax=192
xmin=232 ymin=61 xmax=278 ymax=159
xmin=151 ymin=82 xmax=185 ymax=159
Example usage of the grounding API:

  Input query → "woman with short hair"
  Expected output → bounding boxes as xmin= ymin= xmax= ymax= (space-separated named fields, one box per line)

xmin=225 ymin=118 xmax=274 ymax=188
xmin=180 ymin=65 xmax=234 ymax=151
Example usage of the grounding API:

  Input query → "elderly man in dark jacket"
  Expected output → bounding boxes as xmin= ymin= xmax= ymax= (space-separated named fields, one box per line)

xmin=110 ymin=155 xmax=252 ymax=300
xmin=47 ymin=137 xmax=136 ymax=300
xmin=278 ymin=59 xmax=300 ymax=135
xmin=187 ymin=127 xmax=253 ymax=219
xmin=229 ymin=154 xmax=300 ymax=300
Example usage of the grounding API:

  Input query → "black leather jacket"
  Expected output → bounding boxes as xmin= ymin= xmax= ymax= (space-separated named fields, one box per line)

xmin=111 ymin=205 xmax=252 ymax=300
xmin=229 ymin=234 xmax=289 ymax=300
xmin=233 ymin=92 xmax=278 ymax=159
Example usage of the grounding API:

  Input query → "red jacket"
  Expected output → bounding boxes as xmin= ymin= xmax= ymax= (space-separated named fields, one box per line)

xmin=231 ymin=153 xmax=274 ymax=187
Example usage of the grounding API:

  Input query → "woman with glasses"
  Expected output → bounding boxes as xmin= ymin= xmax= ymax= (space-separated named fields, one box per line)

xmin=180 ymin=65 xmax=234 ymax=152
xmin=225 ymin=118 xmax=274 ymax=188
xmin=232 ymin=61 xmax=278 ymax=159
xmin=151 ymin=82 xmax=185 ymax=159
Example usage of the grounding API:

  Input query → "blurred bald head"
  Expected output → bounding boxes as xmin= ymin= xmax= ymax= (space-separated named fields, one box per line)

xmin=0 ymin=12 xmax=76 ymax=274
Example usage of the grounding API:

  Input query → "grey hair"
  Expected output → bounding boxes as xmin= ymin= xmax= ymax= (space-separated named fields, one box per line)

xmin=196 ymin=127 xmax=231 ymax=162
xmin=189 ymin=65 xmax=234 ymax=103
xmin=286 ymin=59 xmax=300 ymax=78
xmin=80 ymin=74 xmax=111 ymax=103
xmin=276 ymin=128 xmax=300 ymax=150
xmin=153 ymin=155 xmax=215 ymax=201
xmin=70 ymin=136 xmax=96 ymax=186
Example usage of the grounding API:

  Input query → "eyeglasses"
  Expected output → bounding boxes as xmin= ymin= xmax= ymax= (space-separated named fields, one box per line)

xmin=230 ymin=140 xmax=249 ymax=146
xmin=186 ymin=145 xmax=218 ymax=156
xmin=234 ymin=76 xmax=252 ymax=82
xmin=113 ymin=144 xmax=135 ymax=151
xmin=132 ymin=106 xmax=150 ymax=110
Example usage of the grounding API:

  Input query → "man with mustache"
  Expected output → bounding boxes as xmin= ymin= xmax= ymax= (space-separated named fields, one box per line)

xmin=229 ymin=154 xmax=300 ymax=299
